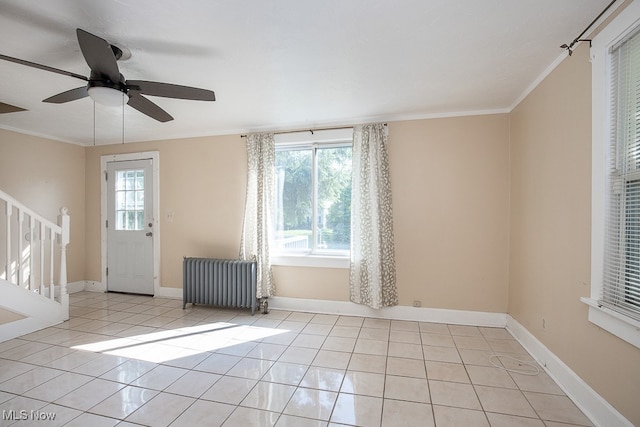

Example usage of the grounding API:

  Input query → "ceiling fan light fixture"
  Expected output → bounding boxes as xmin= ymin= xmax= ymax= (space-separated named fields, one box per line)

xmin=88 ymin=86 xmax=126 ymax=107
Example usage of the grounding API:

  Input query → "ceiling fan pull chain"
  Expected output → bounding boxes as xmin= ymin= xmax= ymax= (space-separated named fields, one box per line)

xmin=122 ymin=94 xmax=125 ymax=144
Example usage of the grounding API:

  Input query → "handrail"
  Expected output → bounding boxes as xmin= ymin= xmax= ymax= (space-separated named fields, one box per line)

xmin=0 ymin=189 xmax=61 ymax=233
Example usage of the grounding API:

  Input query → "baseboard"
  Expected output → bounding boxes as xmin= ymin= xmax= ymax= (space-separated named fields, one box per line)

xmin=42 ymin=281 xmax=85 ymax=296
xmin=156 ymin=286 xmax=182 ymax=299
xmin=66 ymin=281 xmax=86 ymax=294
xmin=0 ymin=317 xmax=62 ymax=343
xmin=18 ymin=281 xmax=86 ymax=299
xmin=506 ymin=315 xmax=633 ymax=427
xmin=268 ymin=296 xmax=507 ymax=327
xmin=84 ymin=281 xmax=106 ymax=293
xmin=77 ymin=281 xmax=182 ymax=300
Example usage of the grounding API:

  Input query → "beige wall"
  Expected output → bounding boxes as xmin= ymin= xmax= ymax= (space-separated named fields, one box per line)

xmin=389 ymin=116 xmax=510 ymax=311
xmin=509 ymin=44 xmax=640 ymax=425
xmin=84 ymin=115 xmax=510 ymax=312
xmin=0 ymin=129 xmax=86 ymax=283
xmin=273 ymin=266 xmax=350 ymax=301
xmin=0 ymin=307 xmax=24 ymax=325
xmin=85 ymin=135 xmax=247 ymax=288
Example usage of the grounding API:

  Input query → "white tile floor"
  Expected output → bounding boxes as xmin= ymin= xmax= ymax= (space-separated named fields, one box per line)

xmin=0 ymin=291 xmax=593 ymax=426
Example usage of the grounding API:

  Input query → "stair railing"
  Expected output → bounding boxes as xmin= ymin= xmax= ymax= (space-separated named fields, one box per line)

xmin=0 ymin=189 xmax=70 ymax=319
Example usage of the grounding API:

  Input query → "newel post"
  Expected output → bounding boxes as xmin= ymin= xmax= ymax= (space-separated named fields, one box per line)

xmin=59 ymin=207 xmax=70 ymax=320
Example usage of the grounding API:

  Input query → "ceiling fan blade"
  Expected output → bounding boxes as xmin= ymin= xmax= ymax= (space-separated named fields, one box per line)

xmin=0 ymin=101 xmax=27 ymax=114
xmin=126 ymin=80 xmax=215 ymax=101
xmin=127 ymin=92 xmax=173 ymax=122
xmin=0 ymin=54 xmax=87 ymax=81
xmin=43 ymin=86 xmax=89 ymax=104
xmin=76 ymin=28 xmax=121 ymax=83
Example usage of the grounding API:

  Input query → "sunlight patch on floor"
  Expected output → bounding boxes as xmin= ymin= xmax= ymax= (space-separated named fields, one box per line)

xmin=72 ymin=321 xmax=288 ymax=363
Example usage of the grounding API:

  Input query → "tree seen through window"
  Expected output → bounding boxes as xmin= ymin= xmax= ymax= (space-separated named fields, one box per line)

xmin=274 ymin=144 xmax=352 ymax=252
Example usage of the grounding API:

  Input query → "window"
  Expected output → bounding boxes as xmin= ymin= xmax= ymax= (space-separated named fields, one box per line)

xmin=272 ymin=132 xmax=352 ymax=262
xmin=601 ymin=27 xmax=640 ymax=320
xmin=588 ymin=1 xmax=640 ymax=349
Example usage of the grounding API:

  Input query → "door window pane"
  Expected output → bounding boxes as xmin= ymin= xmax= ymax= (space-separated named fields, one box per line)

xmin=115 ymin=169 xmax=145 ymax=231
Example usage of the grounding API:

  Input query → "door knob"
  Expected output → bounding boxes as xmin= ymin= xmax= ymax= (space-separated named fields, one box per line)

xmin=145 ymin=232 xmax=153 ymax=237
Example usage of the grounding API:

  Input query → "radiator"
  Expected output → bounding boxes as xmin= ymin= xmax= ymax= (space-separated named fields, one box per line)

xmin=183 ymin=258 xmax=258 ymax=314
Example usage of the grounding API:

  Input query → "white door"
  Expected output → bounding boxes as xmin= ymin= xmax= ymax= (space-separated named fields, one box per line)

xmin=106 ymin=159 xmax=154 ymax=295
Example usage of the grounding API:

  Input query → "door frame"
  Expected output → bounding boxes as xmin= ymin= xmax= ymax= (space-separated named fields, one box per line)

xmin=100 ymin=151 xmax=160 ymax=296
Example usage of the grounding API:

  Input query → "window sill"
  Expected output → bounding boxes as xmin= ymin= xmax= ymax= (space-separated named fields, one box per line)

xmin=580 ymin=297 xmax=640 ymax=350
xmin=271 ymin=254 xmax=350 ymax=269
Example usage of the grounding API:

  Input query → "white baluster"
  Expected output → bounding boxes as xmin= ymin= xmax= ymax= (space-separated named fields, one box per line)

xmin=59 ymin=207 xmax=70 ymax=319
xmin=49 ymin=229 xmax=54 ymax=300
xmin=17 ymin=209 xmax=23 ymax=288
xmin=5 ymin=201 xmax=11 ymax=284
xmin=40 ymin=222 xmax=45 ymax=295
xmin=29 ymin=216 xmax=34 ymax=292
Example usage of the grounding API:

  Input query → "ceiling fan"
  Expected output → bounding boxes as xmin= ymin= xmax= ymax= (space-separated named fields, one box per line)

xmin=0 ymin=28 xmax=215 ymax=122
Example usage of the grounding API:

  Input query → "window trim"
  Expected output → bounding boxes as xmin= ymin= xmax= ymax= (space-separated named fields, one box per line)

xmin=271 ymin=128 xmax=352 ymax=268
xmin=588 ymin=0 xmax=640 ymax=349
xmin=271 ymin=253 xmax=350 ymax=269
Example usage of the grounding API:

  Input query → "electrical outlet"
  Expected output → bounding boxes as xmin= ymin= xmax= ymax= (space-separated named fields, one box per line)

xmin=413 ymin=300 xmax=422 ymax=307
xmin=166 ymin=211 xmax=175 ymax=222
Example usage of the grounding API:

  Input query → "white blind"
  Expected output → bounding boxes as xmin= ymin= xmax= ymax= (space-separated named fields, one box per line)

xmin=602 ymin=28 xmax=640 ymax=321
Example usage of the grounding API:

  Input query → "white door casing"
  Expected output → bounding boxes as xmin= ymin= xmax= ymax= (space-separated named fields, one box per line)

xmin=101 ymin=152 xmax=160 ymax=296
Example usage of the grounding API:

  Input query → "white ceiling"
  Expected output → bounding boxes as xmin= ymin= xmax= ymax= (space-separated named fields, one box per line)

xmin=0 ymin=0 xmax=613 ymax=146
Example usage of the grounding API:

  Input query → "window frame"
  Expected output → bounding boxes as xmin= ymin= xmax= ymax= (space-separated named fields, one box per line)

xmin=271 ymin=128 xmax=353 ymax=269
xmin=586 ymin=0 xmax=640 ymax=350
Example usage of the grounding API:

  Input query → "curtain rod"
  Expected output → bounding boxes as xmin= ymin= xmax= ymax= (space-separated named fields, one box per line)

xmin=240 ymin=123 xmax=387 ymax=138
xmin=561 ymin=0 xmax=618 ymax=55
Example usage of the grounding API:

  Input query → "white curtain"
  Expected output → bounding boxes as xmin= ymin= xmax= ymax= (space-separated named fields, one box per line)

xmin=350 ymin=123 xmax=398 ymax=309
xmin=240 ymin=133 xmax=275 ymax=299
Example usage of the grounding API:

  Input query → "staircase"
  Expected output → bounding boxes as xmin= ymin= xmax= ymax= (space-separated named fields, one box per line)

xmin=0 ymin=189 xmax=70 ymax=342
